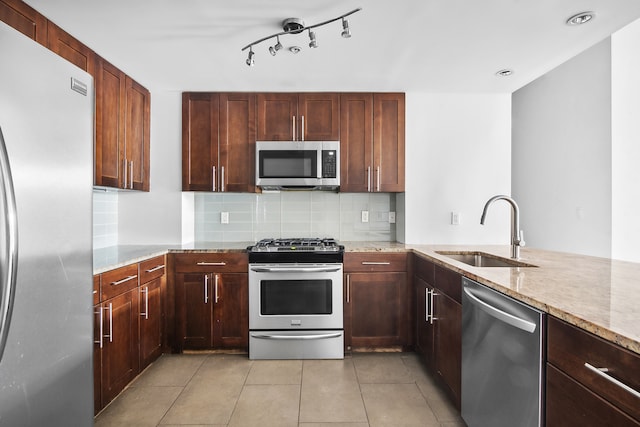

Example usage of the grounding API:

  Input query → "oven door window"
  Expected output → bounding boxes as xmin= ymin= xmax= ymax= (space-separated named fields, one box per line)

xmin=259 ymin=150 xmax=317 ymax=178
xmin=260 ymin=279 xmax=332 ymax=315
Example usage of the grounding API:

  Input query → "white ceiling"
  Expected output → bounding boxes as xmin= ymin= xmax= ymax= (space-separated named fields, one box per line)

xmin=23 ymin=0 xmax=640 ymax=93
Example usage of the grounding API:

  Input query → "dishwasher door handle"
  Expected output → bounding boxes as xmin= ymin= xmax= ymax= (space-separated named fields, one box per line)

xmin=463 ymin=287 xmax=537 ymax=333
xmin=250 ymin=266 xmax=341 ymax=273
xmin=250 ymin=332 xmax=342 ymax=341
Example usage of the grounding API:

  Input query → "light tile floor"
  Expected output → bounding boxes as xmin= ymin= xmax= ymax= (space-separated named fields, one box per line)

xmin=94 ymin=352 xmax=467 ymax=427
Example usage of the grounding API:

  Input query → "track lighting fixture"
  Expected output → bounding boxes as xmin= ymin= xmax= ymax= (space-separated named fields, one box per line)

xmin=242 ymin=7 xmax=361 ymax=66
xmin=246 ymin=47 xmax=255 ymax=66
xmin=269 ymin=36 xmax=283 ymax=56
xmin=341 ymin=18 xmax=351 ymax=38
xmin=308 ymin=30 xmax=318 ymax=48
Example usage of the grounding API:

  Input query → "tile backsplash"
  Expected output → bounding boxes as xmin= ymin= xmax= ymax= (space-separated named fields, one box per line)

xmin=93 ymin=190 xmax=118 ymax=249
xmin=194 ymin=192 xmax=397 ymax=242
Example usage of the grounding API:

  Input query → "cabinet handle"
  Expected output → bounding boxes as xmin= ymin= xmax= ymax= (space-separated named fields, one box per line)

xmin=584 ymin=363 xmax=640 ymax=399
xmin=106 ymin=303 xmax=113 ymax=343
xmin=140 ymin=287 xmax=149 ymax=319
xmin=214 ymin=274 xmax=219 ymax=303
xmin=204 ymin=275 xmax=209 ymax=304
xmin=376 ymin=166 xmax=381 ymax=192
xmin=197 ymin=261 xmax=226 ymax=266
xmin=123 ymin=158 xmax=127 ymax=189
xmin=425 ymin=288 xmax=429 ymax=323
xmin=110 ymin=275 xmax=137 ymax=286
xmin=130 ymin=160 xmax=134 ymax=189
xmin=428 ymin=289 xmax=438 ymax=324
xmin=292 ymin=116 xmax=296 ymax=141
xmin=95 ymin=306 xmax=104 ymax=348
xmin=361 ymin=261 xmax=391 ymax=265
xmin=367 ymin=167 xmax=371 ymax=192
xmin=346 ymin=274 xmax=350 ymax=303
xmin=212 ymin=166 xmax=216 ymax=192
xmin=221 ymin=166 xmax=225 ymax=192
xmin=145 ymin=264 xmax=165 ymax=273
xmin=301 ymin=115 xmax=305 ymax=141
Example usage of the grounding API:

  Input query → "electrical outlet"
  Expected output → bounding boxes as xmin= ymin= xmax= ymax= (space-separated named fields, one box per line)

xmin=361 ymin=210 xmax=369 ymax=223
xmin=389 ymin=212 xmax=396 ymax=223
xmin=221 ymin=212 xmax=229 ymax=224
xmin=451 ymin=211 xmax=460 ymax=225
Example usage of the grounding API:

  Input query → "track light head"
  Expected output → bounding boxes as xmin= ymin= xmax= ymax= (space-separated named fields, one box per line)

xmin=308 ymin=30 xmax=318 ymax=48
xmin=341 ymin=18 xmax=351 ymax=38
xmin=246 ymin=48 xmax=255 ymax=66
xmin=269 ymin=36 xmax=283 ymax=56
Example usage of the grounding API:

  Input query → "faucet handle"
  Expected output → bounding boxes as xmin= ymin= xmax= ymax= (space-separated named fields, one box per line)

xmin=518 ymin=230 xmax=525 ymax=247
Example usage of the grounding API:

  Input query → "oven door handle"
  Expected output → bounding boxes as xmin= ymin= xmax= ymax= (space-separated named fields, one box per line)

xmin=250 ymin=332 xmax=342 ymax=340
xmin=250 ymin=266 xmax=341 ymax=273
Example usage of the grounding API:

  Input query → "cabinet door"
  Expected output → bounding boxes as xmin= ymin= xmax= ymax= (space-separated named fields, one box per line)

xmin=546 ymin=364 xmax=638 ymax=427
xmin=414 ymin=275 xmax=434 ymax=366
xmin=373 ymin=93 xmax=405 ymax=192
xmin=95 ymin=58 xmax=126 ymax=188
xmin=298 ymin=93 xmax=340 ymax=141
xmin=256 ymin=93 xmax=298 ymax=140
xmin=139 ymin=277 xmax=163 ymax=370
xmin=101 ymin=288 xmax=139 ymax=406
xmin=212 ymin=273 xmax=248 ymax=349
xmin=0 ymin=0 xmax=48 ymax=45
xmin=340 ymin=93 xmax=372 ymax=192
xmin=182 ymin=93 xmax=220 ymax=191
xmin=46 ymin=21 xmax=96 ymax=75
xmin=93 ymin=303 xmax=103 ymax=415
xmin=347 ymin=271 xmax=408 ymax=348
xmin=219 ymin=93 xmax=256 ymax=192
xmin=176 ymin=273 xmax=213 ymax=349
xmin=125 ymin=77 xmax=150 ymax=191
xmin=433 ymin=291 xmax=461 ymax=409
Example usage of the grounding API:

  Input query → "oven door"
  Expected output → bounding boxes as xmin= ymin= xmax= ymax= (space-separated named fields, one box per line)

xmin=249 ymin=263 xmax=343 ymax=330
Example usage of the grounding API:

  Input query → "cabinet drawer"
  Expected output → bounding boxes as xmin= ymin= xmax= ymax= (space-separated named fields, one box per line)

xmin=139 ymin=255 xmax=166 ymax=284
xmin=546 ymin=364 xmax=639 ymax=427
xmin=101 ymin=263 xmax=139 ymax=301
xmin=548 ymin=316 xmax=640 ymax=422
xmin=434 ymin=264 xmax=462 ymax=303
xmin=93 ymin=275 xmax=101 ymax=305
xmin=344 ymin=252 xmax=407 ymax=272
xmin=413 ymin=254 xmax=434 ymax=283
xmin=174 ymin=253 xmax=248 ymax=273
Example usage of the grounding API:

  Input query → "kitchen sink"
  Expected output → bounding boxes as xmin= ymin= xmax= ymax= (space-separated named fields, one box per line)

xmin=435 ymin=251 xmax=537 ymax=268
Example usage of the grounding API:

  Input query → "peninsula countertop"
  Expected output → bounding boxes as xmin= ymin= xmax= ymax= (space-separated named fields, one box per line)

xmin=93 ymin=241 xmax=640 ymax=355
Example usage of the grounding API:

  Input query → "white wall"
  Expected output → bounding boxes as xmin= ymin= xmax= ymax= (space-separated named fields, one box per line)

xmin=404 ymin=93 xmax=512 ymax=244
xmin=117 ymin=91 xmax=183 ymax=244
xmin=612 ymin=20 xmax=640 ymax=262
xmin=512 ymin=39 xmax=612 ymax=258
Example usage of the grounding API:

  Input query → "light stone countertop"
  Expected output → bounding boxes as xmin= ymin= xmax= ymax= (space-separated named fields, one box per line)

xmin=94 ymin=241 xmax=640 ymax=355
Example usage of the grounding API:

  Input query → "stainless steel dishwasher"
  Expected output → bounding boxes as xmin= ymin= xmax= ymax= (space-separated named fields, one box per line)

xmin=461 ymin=277 xmax=544 ymax=427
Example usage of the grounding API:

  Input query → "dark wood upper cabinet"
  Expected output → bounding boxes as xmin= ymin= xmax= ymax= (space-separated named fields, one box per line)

xmin=257 ymin=93 xmax=339 ymax=141
xmin=340 ymin=93 xmax=405 ymax=192
xmin=95 ymin=57 xmax=150 ymax=191
xmin=374 ymin=93 xmax=405 ymax=192
xmin=46 ymin=21 xmax=96 ymax=76
xmin=182 ymin=92 xmax=256 ymax=192
xmin=0 ymin=0 xmax=48 ymax=45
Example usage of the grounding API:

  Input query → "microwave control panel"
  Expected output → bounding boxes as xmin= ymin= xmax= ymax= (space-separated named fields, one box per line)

xmin=322 ymin=150 xmax=337 ymax=178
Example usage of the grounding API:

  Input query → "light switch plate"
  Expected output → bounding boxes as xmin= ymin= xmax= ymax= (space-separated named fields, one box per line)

xmin=221 ymin=212 xmax=229 ymax=224
xmin=361 ymin=210 xmax=369 ymax=223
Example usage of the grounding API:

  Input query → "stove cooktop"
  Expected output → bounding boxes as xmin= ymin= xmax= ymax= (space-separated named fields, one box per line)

xmin=249 ymin=238 xmax=342 ymax=253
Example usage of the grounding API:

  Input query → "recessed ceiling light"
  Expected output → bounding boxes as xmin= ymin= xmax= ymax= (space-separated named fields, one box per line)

xmin=495 ymin=69 xmax=514 ymax=77
xmin=566 ymin=12 xmax=595 ymax=26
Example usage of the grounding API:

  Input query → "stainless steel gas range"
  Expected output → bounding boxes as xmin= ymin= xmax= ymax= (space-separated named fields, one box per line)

xmin=247 ymin=238 xmax=344 ymax=360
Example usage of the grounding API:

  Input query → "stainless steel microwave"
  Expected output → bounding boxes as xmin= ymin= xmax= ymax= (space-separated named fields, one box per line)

xmin=255 ymin=141 xmax=340 ymax=191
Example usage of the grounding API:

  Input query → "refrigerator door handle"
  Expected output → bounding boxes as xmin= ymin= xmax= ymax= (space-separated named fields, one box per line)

xmin=0 ymin=127 xmax=19 ymax=363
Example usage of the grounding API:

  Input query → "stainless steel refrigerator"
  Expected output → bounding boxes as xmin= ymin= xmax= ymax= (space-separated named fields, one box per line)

xmin=0 ymin=22 xmax=94 ymax=426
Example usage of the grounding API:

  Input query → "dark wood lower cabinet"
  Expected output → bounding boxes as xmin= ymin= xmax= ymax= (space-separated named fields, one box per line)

xmin=433 ymin=291 xmax=461 ymax=407
xmin=175 ymin=271 xmax=248 ymax=351
xmin=139 ymin=277 xmax=163 ymax=370
xmin=546 ymin=364 xmax=639 ymax=426
xmin=100 ymin=288 xmax=140 ymax=406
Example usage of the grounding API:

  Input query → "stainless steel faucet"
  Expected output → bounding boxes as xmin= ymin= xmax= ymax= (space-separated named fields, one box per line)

xmin=480 ymin=195 xmax=525 ymax=259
